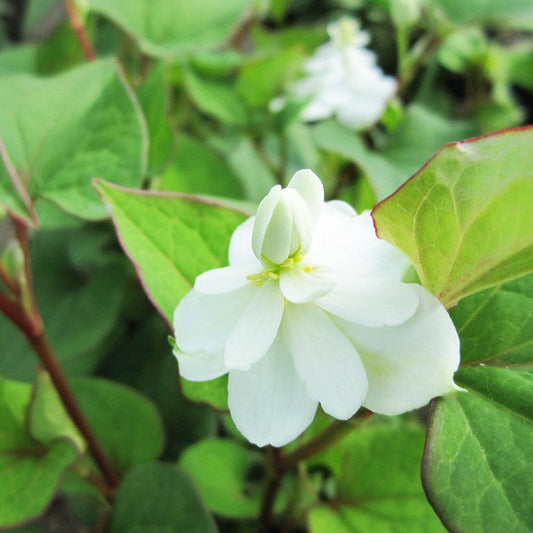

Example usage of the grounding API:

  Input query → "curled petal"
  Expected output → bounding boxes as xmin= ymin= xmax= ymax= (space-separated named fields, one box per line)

xmin=335 ymin=285 xmax=461 ymax=415
xmin=174 ymin=287 xmax=254 ymax=356
xmin=225 ymin=281 xmax=285 ymax=371
xmin=228 ymin=334 xmax=318 ymax=447
xmin=283 ymin=303 xmax=368 ymax=419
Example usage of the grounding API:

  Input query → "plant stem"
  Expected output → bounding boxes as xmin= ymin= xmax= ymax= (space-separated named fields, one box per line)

xmin=282 ymin=409 xmax=373 ymax=470
xmin=29 ymin=331 xmax=119 ymax=490
xmin=63 ymin=0 xmax=97 ymax=61
xmin=0 ymin=218 xmax=119 ymax=492
xmin=259 ymin=409 xmax=374 ymax=530
xmin=397 ymin=25 xmax=409 ymax=77
xmin=396 ymin=33 xmax=443 ymax=94
xmin=259 ymin=447 xmax=283 ymax=533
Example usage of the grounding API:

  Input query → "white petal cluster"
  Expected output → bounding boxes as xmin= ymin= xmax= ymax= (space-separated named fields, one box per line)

xmin=289 ymin=17 xmax=397 ymax=130
xmin=173 ymin=170 xmax=460 ymax=447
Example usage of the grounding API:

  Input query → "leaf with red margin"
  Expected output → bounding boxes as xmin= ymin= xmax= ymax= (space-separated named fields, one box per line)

xmin=372 ymin=126 xmax=533 ymax=309
xmin=94 ymin=180 xmax=249 ymax=409
xmin=422 ymin=273 xmax=533 ymax=532
xmin=0 ymin=59 xmax=146 ymax=222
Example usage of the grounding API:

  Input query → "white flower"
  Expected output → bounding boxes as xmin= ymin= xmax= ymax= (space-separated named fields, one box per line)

xmin=173 ymin=170 xmax=460 ymax=447
xmin=288 ymin=17 xmax=396 ymax=130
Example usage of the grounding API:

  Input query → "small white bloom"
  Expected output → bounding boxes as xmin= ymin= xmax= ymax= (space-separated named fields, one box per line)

xmin=287 ymin=17 xmax=397 ymax=130
xmin=173 ymin=170 xmax=460 ymax=447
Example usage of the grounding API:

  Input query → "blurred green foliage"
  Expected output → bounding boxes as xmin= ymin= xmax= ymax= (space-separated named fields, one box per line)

xmin=0 ymin=0 xmax=531 ymax=531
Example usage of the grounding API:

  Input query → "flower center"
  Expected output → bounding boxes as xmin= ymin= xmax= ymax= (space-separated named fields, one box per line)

xmin=247 ymin=252 xmax=313 ymax=287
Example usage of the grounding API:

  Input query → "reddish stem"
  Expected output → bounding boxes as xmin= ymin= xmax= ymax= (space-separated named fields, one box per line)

xmin=28 ymin=332 xmax=119 ymax=490
xmin=63 ymin=0 xmax=97 ymax=61
xmin=259 ymin=409 xmax=374 ymax=531
xmin=0 ymin=218 xmax=119 ymax=492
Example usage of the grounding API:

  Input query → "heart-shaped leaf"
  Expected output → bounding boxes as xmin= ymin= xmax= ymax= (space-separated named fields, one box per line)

xmin=373 ymin=127 xmax=533 ymax=308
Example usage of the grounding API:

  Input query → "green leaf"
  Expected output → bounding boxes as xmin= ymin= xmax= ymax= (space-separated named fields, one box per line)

xmin=73 ymin=378 xmax=165 ymax=474
xmin=23 ymin=0 xmax=57 ymax=37
xmin=0 ymin=376 xmax=79 ymax=529
xmin=309 ymin=423 xmax=445 ymax=533
xmin=431 ymin=0 xmax=533 ymax=27
xmin=179 ymin=438 xmax=263 ymax=518
xmin=423 ymin=273 xmax=533 ymax=532
xmin=223 ymin=136 xmax=277 ymax=201
xmin=451 ymin=273 xmax=533 ymax=366
xmin=185 ymin=68 xmax=249 ymax=126
xmin=313 ymin=105 xmax=478 ymax=201
xmin=95 ymin=181 xmax=248 ymax=409
xmin=423 ymin=373 xmax=532 ymax=532
xmin=0 ymin=227 xmax=127 ymax=380
xmin=506 ymin=44 xmax=533 ymax=91
xmin=88 ymin=0 xmax=251 ymax=58
xmin=312 ymin=120 xmax=400 ymax=200
xmin=0 ymin=44 xmax=37 ymax=75
xmin=372 ymin=127 xmax=533 ymax=307
xmin=35 ymin=22 xmax=86 ymax=75
xmin=237 ymin=46 xmax=305 ymax=108
xmin=109 ymin=462 xmax=217 ymax=533
xmin=29 ymin=372 xmax=85 ymax=453
xmin=0 ymin=58 xmax=146 ymax=221
xmin=160 ymin=135 xmax=243 ymax=198
xmin=95 ymin=180 xmax=248 ymax=322
xmin=382 ymin=104 xmax=479 ymax=181
xmin=136 ymin=63 xmax=174 ymax=175
xmin=97 ymin=315 xmax=217 ymax=457
xmin=180 ymin=375 xmax=229 ymax=412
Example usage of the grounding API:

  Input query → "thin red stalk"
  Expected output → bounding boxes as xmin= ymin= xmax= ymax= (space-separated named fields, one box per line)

xmin=0 ymin=219 xmax=119 ymax=491
xmin=0 ymin=290 xmax=36 ymax=335
xmin=63 ymin=0 xmax=97 ymax=61
xmin=28 ymin=332 xmax=119 ymax=490
xmin=14 ymin=221 xmax=41 ymax=325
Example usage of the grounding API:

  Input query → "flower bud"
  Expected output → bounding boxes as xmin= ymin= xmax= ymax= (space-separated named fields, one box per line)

xmin=252 ymin=185 xmax=312 ymax=267
xmin=1 ymin=239 xmax=25 ymax=284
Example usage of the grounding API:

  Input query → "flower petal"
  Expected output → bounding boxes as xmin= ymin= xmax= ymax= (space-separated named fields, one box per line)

xmin=317 ymin=280 xmax=419 ymax=327
xmin=229 ymin=217 xmax=258 ymax=266
xmin=279 ymin=268 xmax=333 ymax=303
xmin=283 ymin=303 xmax=368 ymax=419
xmin=308 ymin=211 xmax=409 ymax=279
xmin=174 ymin=348 xmax=227 ymax=382
xmin=225 ymin=281 xmax=285 ymax=371
xmin=194 ymin=264 xmax=258 ymax=294
xmin=228 ymin=334 xmax=318 ymax=447
xmin=287 ymin=169 xmax=324 ymax=228
xmin=334 ymin=284 xmax=461 ymax=415
xmin=174 ymin=287 xmax=254 ymax=356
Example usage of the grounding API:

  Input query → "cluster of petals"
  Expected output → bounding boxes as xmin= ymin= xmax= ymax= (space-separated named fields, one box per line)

xmin=287 ymin=17 xmax=397 ymax=130
xmin=173 ymin=170 xmax=460 ymax=447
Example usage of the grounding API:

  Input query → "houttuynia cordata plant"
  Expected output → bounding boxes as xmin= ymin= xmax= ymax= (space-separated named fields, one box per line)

xmin=0 ymin=0 xmax=532 ymax=531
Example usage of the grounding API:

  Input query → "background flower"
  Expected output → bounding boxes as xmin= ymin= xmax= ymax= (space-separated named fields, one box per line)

xmin=286 ymin=17 xmax=397 ymax=130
